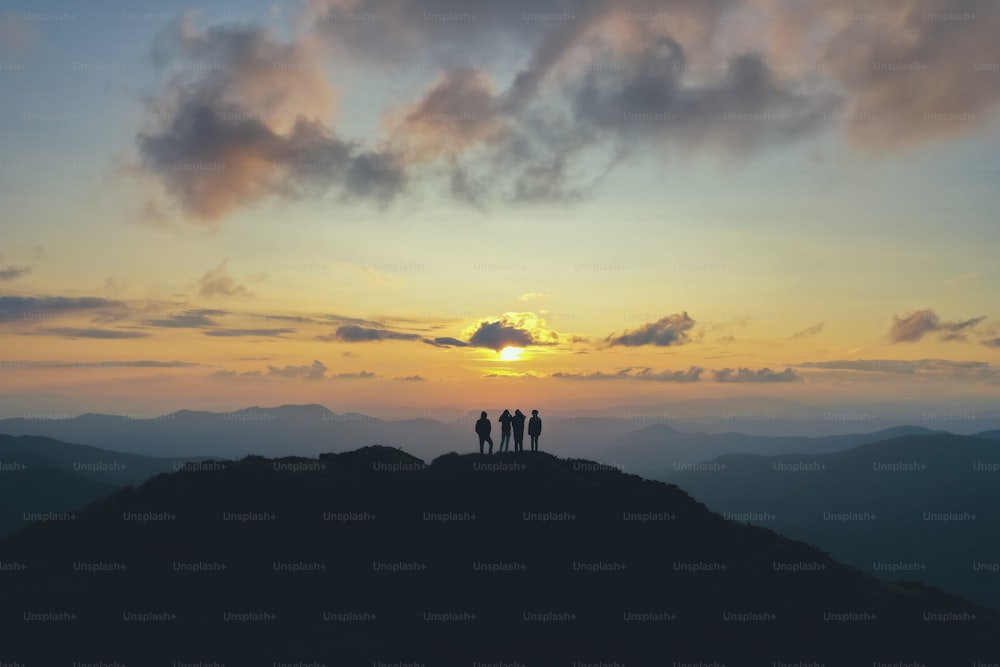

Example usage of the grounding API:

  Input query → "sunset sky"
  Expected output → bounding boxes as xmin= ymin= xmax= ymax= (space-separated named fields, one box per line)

xmin=1 ymin=0 xmax=998 ymax=418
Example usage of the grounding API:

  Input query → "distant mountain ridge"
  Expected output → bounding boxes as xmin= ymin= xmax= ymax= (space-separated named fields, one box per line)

xmin=658 ymin=432 xmax=1000 ymax=607
xmin=5 ymin=403 xmax=991 ymax=469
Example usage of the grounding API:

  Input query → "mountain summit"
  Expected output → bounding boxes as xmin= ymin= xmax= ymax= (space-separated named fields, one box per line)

xmin=1 ymin=446 xmax=997 ymax=665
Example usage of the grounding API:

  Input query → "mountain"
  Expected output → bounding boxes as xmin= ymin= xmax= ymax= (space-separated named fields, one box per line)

xmin=589 ymin=424 xmax=950 ymax=476
xmin=1 ymin=446 xmax=997 ymax=665
xmin=0 ymin=434 xmax=212 ymax=538
xmin=0 ymin=406 xmax=646 ymax=460
xmin=658 ymin=433 xmax=1000 ymax=607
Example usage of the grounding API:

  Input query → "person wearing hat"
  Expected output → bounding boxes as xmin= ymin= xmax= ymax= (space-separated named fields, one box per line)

xmin=528 ymin=409 xmax=542 ymax=451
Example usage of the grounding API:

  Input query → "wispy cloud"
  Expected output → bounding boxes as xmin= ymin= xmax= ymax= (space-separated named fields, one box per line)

xmin=33 ymin=328 xmax=150 ymax=339
xmin=0 ymin=296 xmax=123 ymax=323
xmin=552 ymin=367 xmax=703 ymax=382
xmin=889 ymin=309 xmax=986 ymax=343
xmin=197 ymin=260 xmax=251 ymax=298
xmin=713 ymin=367 xmax=800 ymax=383
xmin=791 ymin=322 xmax=824 ymax=340
xmin=0 ymin=266 xmax=31 ymax=281
xmin=606 ymin=313 xmax=695 ymax=347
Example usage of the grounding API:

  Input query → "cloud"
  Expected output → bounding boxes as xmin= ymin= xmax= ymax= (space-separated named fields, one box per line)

xmin=983 ymin=338 xmax=1000 ymax=349
xmin=889 ymin=309 xmax=986 ymax=343
xmin=332 ymin=370 xmax=377 ymax=379
xmin=267 ymin=360 xmax=327 ymax=380
xmin=395 ymin=375 xmax=427 ymax=381
xmin=0 ymin=266 xmax=31 ymax=281
xmin=572 ymin=45 xmax=837 ymax=156
xmin=1 ymin=360 xmax=201 ymax=369
xmin=606 ymin=312 xmax=695 ymax=347
xmin=468 ymin=321 xmax=535 ymax=351
xmin=423 ymin=336 xmax=469 ymax=348
xmin=519 ymin=292 xmax=556 ymax=301
xmin=798 ymin=358 xmax=1000 ymax=378
xmin=791 ymin=322 xmax=824 ymax=340
xmin=203 ymin=328 xmax=295 ymax=337
xmin=33 ymin=328 xmax=150 ymax=340
xmin=0 ymin=296 xmax=124 ymax=323
xmin=806 ymin=0 xmax=1000 ymax=150
xmin=148 ymin=309 xmax=228 ymax=328
xmin=713 ymin=367 xmax=801 ymax=382
xmin=331 ymin=325 xmax=421 ymax=342
xmin=135 ymin=19 xmax=405 ymax=221
xmin=552 ymin=367 xmax=703 ymax=382
xmin=390 ymin=68 xmax=507 ymax=163
xmin=197 ymin=260 xmax=251 ymax=298
xmin=210 ymin=369 xmax=264 ymax=380
xmin=464 ymin=312 xmax=561 ymax=351
xmin=129 ymin=1 xmax=1000 ymax=218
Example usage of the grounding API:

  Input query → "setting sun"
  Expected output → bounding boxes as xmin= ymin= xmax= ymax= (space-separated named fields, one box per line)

xmin=499 ymin=347 xmax=524 ymax=362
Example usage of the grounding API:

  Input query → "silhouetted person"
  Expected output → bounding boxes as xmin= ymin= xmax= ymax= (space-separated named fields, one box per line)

xmin=511 ymin=409 xmax=526 ymax=452
xmin=528 ymin=409 xmax=542 ymax=451
xmin=498 ymin=409 xmax=513 ymax=453
xmin=475 ymin=411 xmax=493 ymax=455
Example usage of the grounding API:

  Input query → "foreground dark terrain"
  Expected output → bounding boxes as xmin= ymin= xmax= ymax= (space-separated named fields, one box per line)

xmin=1 ymin=446 xmax=998 ymax=666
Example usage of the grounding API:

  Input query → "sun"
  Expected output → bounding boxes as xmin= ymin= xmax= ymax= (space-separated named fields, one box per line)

xmin=499 ymin=346 xmax=523 ymax=362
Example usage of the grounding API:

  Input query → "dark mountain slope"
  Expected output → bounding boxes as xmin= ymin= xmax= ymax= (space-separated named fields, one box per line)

xmin=1 ymin=446 xmax=997 ymax=666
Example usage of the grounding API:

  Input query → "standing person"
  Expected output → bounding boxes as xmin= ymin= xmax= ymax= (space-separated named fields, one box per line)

xmin=528 ymin=409 xmax=542 ymax=451
xmin=511 ymin=409 xmax=526 ymax=453
xmin=475 ymin=411 xmax=494 ymax=455
xmin=498 ymin=409 xmax=513 ymax=453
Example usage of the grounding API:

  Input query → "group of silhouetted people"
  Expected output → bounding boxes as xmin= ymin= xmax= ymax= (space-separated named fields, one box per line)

xmin=475 ymin=409 xmax=542 ymax=455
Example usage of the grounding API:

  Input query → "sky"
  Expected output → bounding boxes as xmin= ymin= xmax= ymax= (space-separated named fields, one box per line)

xmin=1 ymin=0 xmax=998 ymax=419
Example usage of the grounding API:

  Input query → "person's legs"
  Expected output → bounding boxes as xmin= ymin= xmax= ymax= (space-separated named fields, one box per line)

xmin=530 ymin=435 xmax=538 ymax=451
xmin=488 ymin=436 xmax=493 ymax=455
xmin=479 ymin=436 xmax=486 ymax=455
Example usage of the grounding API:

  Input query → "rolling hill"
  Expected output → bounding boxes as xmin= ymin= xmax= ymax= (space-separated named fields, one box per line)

xmin=1 ymin=446 xmax=997 ymax=665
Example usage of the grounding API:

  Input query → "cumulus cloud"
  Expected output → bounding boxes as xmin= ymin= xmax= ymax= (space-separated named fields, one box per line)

xmin=465 ymin=313 xmax=561 ymax=351
xmin=791 ymin=322 xmax=824 ymax=339
xmin=713 ymin=367 xmax=801 ymax=382
xmin=135 ymin=18 xmax=405 ymax=220
xmin=197 ymin=260 xmax=251 ymax=298
xmin=606 ymin=312 xmax=695 ymax=347
xmin=889 ymin=309 xmax=986 ymax=343
xmin=129 ymin=0 xmax=1000 ymax=219
xmin=267 ymin=359 xmax=327 ymax=380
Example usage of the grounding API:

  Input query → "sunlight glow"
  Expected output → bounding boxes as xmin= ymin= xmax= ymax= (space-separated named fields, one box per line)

xmin=499 ymin=346 xmax=524 ymax=362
